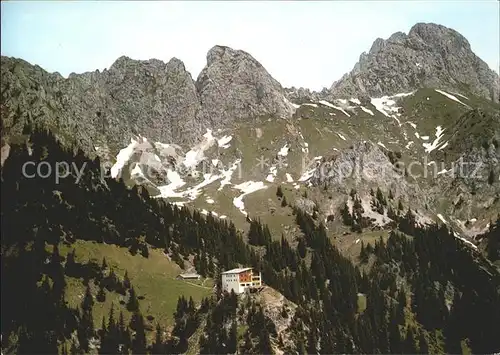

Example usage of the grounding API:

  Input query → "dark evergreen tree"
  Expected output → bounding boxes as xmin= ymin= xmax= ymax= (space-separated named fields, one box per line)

xmin=276 ymin=186 xmax=284 ymax=198
xmin=130 ymin=312 xmax=147 ymax=354
xmin=127 ymin=287 xmax=140 ymax=312
xmin=227 ymin=320 xmax=238 ymax=354
xmin=96 ymin=285 xmax=106 ymax=303
xmin=152 ymin=323 xmax=165 ymax=354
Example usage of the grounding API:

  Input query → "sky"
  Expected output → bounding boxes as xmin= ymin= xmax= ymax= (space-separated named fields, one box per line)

xmin=1 ymin=1 xmax=499 ymax=90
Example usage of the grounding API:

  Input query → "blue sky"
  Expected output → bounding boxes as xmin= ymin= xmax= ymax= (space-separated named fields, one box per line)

xmin=2 ymin=1 xmax=499 ymax=90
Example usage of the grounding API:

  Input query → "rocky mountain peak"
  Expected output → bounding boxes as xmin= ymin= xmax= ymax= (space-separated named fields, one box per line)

xmin=205 ymin=45 xmax=261 ymax=67
xmin=330 ymin=22 xmax=499 ymax=102
xmin=408 ymin=22 xmax=471 ymax=50
xmin=166 ymin=57 xmax=188 ymax=72
xmin=1 ymin=43 xmax=297 ymax=154
xmin=196 ymin=45 xmax=295 ymax=128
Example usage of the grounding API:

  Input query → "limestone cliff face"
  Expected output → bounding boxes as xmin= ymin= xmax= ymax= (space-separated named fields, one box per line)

xmin=2 ymin=22 xmax=498 ymax=157
xmin=196 ymin=45 xmax=295 ymax=128
xmin=1 ymin=55 xmax=201 ymax=152
xmin=1 ymin=45 xmax=294 ymax=153
xmin=329 ymin=23 xmax=499 ymax=102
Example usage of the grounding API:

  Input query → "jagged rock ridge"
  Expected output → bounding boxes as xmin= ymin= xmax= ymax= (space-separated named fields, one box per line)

xmin=1 ymin=45 xmax=293 ymax=154
xmin=329 ymin=23 xmax=500 ymax=102
xmin=2 ymin=22 xmax=499 ymax=157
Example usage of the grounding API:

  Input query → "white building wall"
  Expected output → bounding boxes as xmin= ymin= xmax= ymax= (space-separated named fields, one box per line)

xmin=222 ymin=273 xmax=241 ymax=294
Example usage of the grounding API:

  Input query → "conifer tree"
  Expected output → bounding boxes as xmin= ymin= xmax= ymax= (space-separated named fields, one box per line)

xmin=101 ymin=257 xmax=108 ymax=271
xmin=276 ymin=186 xmax=283 ymax=198
xmin=96 ymin=285 xmax=106 ymax=303
xmin=307 ymin=328 xmax=318 ymax=354
xmin=123 ymin=270 xmax=131 ymax=289
xmin=297 ymin=237 xmax=307 ymax=258
xmin=152 ymin=323 xmax=165 ymax=354
xmin=228 ymin=320 xmax=238 ymax=354
xmin=130 ymin=312 xmax=147 ymax=354
xmin=418 ymin=331 xmax=429 ymax=354
xmin=127 ymin=287 xmax=140 ymax=312
xmin=100 ymin=316 xmax=107 ymax=338
xmin=258 ymin=327 xmax=274 ymax=355
xmin=359 ymin=241 xmax=368 ymax=263
xmin=488 ymin=169 xmax=495 ymax=185
xmin=403 ymin=326 xmax=418 ymax=354
xmin=82 ymin=284 xmax=94 ymax=313
xmin=65 ymin=249 xmax=77 ymax=275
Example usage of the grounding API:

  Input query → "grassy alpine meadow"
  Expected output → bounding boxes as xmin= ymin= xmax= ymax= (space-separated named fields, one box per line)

xmin=53 ymin=240 xmax=213 ymax=331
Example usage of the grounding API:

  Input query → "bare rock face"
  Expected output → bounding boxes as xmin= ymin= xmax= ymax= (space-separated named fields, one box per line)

xmin=310 ymin=141 xmax=421 ymax=202
xmin=196 ymin=45 xmax=295 ymax=128
xmin=1 ymin=45 xmax=296 ymax=154
xmin=1 ymin=55 xmax=201 ymax=153
xmin=330 ymin=23 xmax=500 ymax=102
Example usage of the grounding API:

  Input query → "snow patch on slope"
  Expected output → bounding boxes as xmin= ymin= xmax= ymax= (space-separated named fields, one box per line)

xmin=360 ymin=106 xmax=374 ymax=115
xmin=218 ymin=159 xmax=241 ymax=190
xmin=377 ymin=142 xmax=388 ymax=150
xmin=217 ymin=135 xmax=232 ymax=149
xmin=183 ymin=129 xmax=217 ymax=169
xmin=232 ymin=181 xmax=268 ymax=216
xmin=266 ymin=166 xmax=277 ymax=183
xmin=423 ymin=126 xmax=446 ymax=153
xmin=437 ymin=214 xmax=447 ymax=224
xmin=435 ymin=89 xmax=470 ymax=107
xmin=370 ymin=92 xmax=413 ymax=126
xmin=278 ymin=144 xmax=289 ymax=157
xmin=111 ymin=138 xmax=140 ymax=178
xmin=319 ymin=100 xmax=351 ymax=117
xmin=157 ymin=169 xmax=186 ymax=198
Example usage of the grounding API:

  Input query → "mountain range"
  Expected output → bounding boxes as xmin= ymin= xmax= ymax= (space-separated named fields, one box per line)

xmin=1 ymin=21 xmax=500 ymax=355
xmin=2 ymin=23 xmax=498 ymax=151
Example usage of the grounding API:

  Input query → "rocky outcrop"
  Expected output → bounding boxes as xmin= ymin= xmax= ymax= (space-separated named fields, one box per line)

xmin=310 ymin=141 xmax=422 ymax=202
xmin=196 ymin=45 xmax=295 ymax=128
xmin=284 ymin=87 xmax=329 ymax=103
xmin=1 ymin=55 xmax=201 ymax=153
xmin=1 ymin=45 xmax=295 ymax=154
xmin=329 ymin=23 xmax=500 ymax=102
